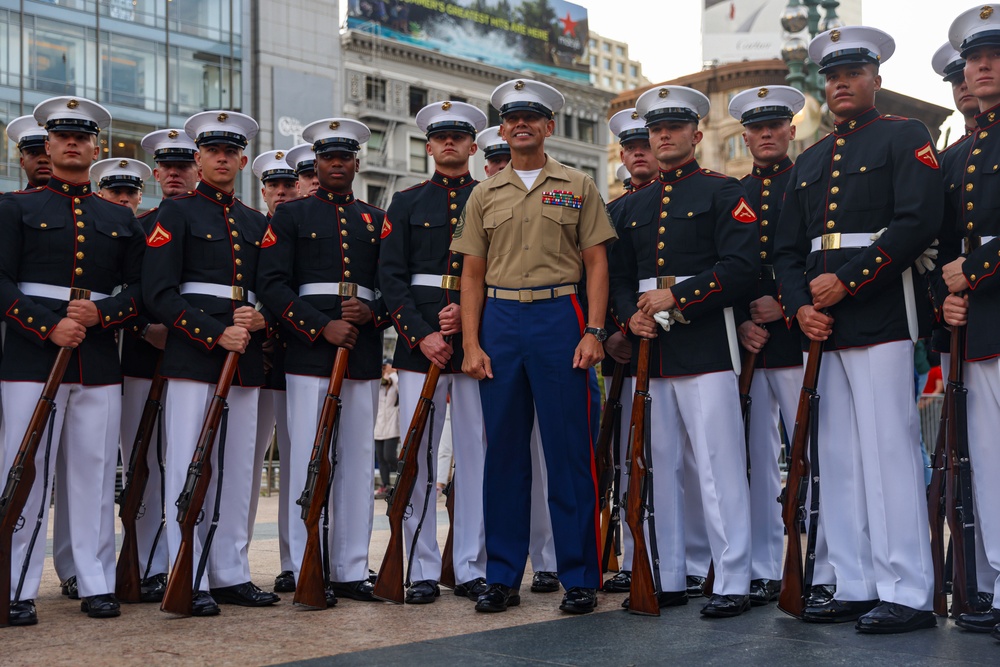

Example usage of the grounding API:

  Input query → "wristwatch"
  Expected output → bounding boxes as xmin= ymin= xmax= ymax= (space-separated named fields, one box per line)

xmin=584 ymin=326 xmax=608 ymax=342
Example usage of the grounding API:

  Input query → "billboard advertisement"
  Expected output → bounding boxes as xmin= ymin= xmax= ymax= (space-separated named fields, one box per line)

xmin=347 ymin=0 xmax=590 ymax=83
xmin=703 ymin=0 xmax=862 ymax=66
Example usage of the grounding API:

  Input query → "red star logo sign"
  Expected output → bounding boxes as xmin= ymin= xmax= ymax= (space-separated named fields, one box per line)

xmin=559 ymin=12 xmax=578 ymax=37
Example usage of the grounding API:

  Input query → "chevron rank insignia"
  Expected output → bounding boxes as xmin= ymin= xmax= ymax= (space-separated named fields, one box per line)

xmin=915 ymin=142 xmax=940 ymax=170
xmin=731 ymin=198 xmax=757 ymax=223
xmin=380 ymin=218 xmax=392 ymax=239
xmin=146 ymin=222 xmax=172 ymax=247
xmin=261 ymin=224 xmax=277 ymax=248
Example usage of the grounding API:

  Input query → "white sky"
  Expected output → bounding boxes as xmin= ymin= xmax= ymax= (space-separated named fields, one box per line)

xmin=340 ymin=1 xmax=972 ymax=144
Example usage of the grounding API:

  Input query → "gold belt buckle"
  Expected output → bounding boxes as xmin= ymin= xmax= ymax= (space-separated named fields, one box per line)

xmin=231 ymin=285 xmax=245 ymax=301
xmin=821 ymin=233 xmax=842 ymax=251
xmin=69 ymin=287 xmax=91 ymax=301
xmin=338 ymin=282 xmax=358 ymax=298
xmin=518 ymin=289 xmax=535 ymax=303
xmin=441 ymin=275 xmax=461 ymax=291
xmin=657 ymin=276 xmax=677 ymax=289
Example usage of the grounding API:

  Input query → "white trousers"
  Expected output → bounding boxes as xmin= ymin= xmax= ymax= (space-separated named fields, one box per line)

xmin=119 ymin=376 xmax=171 ymax=578
xmin=683 ymin=440 xmax=712 ymax=578
xmin=817 ymin=341 xmax=933 ymax=609
xmin=286 ymin=374 xmax=377 ymax=583
xmin=164 ymin=380 xmax=259 ymax=591
xmin=247 ymin=388 xmax=292 ymax=572
xmin=963 ymin=357 xmax=1000 ymax=601
xmin=397 ymin=370 xmax=486 ymax=584
xmin=528 ymin=415 xmax=557 ymax=573
xmin=647 ymin=372 xmax=752 ymax=595
xmin=3 ymin=382 xmax=120 ymax=600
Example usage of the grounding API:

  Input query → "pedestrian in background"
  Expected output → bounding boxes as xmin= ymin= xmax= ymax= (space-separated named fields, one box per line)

xmin=374 ymin=361 xmax=400 ymax=499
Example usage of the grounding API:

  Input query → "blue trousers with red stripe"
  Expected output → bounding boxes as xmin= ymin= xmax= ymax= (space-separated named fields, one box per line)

xmin=479 ymin=294 xmax=602 ymax=590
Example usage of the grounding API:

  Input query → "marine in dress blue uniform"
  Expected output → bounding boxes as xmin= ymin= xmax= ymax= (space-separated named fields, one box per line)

xmin=608 ymin=85 xmax=758 ymax=616
xmin=142 ymin=111 xmax=279 ymax=616
xmin=256 ymin=118 xmax=389 ymax=603
xmin=773 ymin=26 xmax=941 ymax=633
xmin=729 ymin=85 xmax=838 ymax=607
xmin=0 ymin=96 xmax=144 ymax=625
xmin=285 ymin=143 xmax=320 ymax=199
xmin=379 ymin=101 xmax=490 ymax=604
xmin=451 ymin=79 xmax=616 ymax=615
xmin=941 ymin=6 xmax=1000 ymax=637
xmin=249 ymin=150 xmax=296 ymax=594
xmin=5 ymin=115 xmax=51 ymax=188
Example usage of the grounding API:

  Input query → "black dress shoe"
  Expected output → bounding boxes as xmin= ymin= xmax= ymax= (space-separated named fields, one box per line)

xmin=749 ymin=579 xmax=780 ymax=606
xmin=603 ymin=571 xmax=631 ymax=593
xmin=475 ymin=583 xmax=520 ymax=613
xmin=955 ymin=607 xmax=1000 ymax=633
xmin=454 ymin=577 xmax=489 ymax=600
xmin=61 ymin=576 xmax=79 ymax=600
xmin=324 ymin=583 xmax=338 ymax=608
xmin=8 ymin=600 xmax=38 ymax=626
xmin=559 ymin=587 xmax=597 ymax=614
xmin=973 ymin=592 xmax=995 ymax=613
xmin=140 ymin=573 xmax=168 ymax=603
xmin=856 ymin=602 xmax=936 ymax=634
xmin=622 ymin=589 xmax=687 ymax=609
xmin=210 ymin=581 xmax=280 ymax=607
xmin=686 ymin=575 xmax=706 ymax=598
xmin=802 ymin=597 xmax=878 ymax=623
xmin=368 ymin=569 xmax=378 ymax=584
xmin=274 ymin=570 xmax=296 ymax=593
xmin=531 ymin=571 xmax=560 ymax=593
xmin=191 ymin=591 xmax=220 ymax=617
xmin=805 ymin=584 xmax=836 ymax=607
xmin=701 ymin=594 xmax=751 ymax=618
xmin=81 ymin=594 xmax=121 ymax=619
xmin=405 ymin=580 xmax=441 ymax=604
xmin=330 ymin=579 xmax=377 ymax=601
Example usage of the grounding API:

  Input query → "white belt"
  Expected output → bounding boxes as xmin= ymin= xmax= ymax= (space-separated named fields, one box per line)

xmin=299 ymin=282 xmax=376 ymax=301
xmin=809 ymin=233 xmax=872 ymax=252
xmin=18 ymin=282 xmax=109 ymax=301
xmin=411 ymin=273 xmax=461 ymax=291
xmin=637 ymin=276 xmax=693 ymax=293
xmin=180 ymin=281 xmax=256 ymax=305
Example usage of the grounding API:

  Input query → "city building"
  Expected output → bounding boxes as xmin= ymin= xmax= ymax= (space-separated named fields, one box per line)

xmin=587 ymin=31 xmax=650 ymax=94
xmin=1 ymin=0 xmax=248 ymax=203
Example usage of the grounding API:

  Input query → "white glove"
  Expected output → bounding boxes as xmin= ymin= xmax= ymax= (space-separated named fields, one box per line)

xmin=915 ymin=239 xmax=939 ymax=275
xmin=869 ymin=227 xmax=888 ymax=242
xmin=653 ymin=310 xmax=675 ymax=331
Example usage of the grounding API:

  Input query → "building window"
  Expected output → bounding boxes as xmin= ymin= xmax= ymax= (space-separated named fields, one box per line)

xmin=616 ymin=61 xmax=624 ymax=74
xmin=172 ymin=47 xmax=240 ymax=114
xmin=589 ymin=38 xmax=596 ymax=49
xmin=616 ymin=45 xmax=625 ymax=56
xmin=409 ymin=136 xmax=428 ymax=173
xmin=581 ymin=165 xmax=598 ymax=182
xmin=368 ymin=129 xmax=385 ymax=153
xmin=615 ymin=79 xmax=624 ymax=91
xmin=488 ymin=106 xmax=501 ymax=127
xmin=589 ymin=54 xmax=596 ymax=67
xmin=368 ymin=184 xmax=385 ymax=207
xmin=452 ymin=95 xmax=467 ymax=103
xmin=630 ymin=64 xmax=638 ymax=78
xmin=602 ymin=57 xmax=611 ymax=70
xmin=26 ymin=17 xmax=98 ymax=98
xmin=578 ymin=118 xmax=596 ymax=144
xmin=409 ymin=86 xmax=428 ymax=116
xmin=366 ymin=76 xmax=387 ymax=108
xmin=101 ymin=33 xmax=166 ymax=111
xmin=603 ymin=75 xmax=612 ymax=88
xmin=603 ymin=42 xmax=610 ymax=52
xmin=171 ymin=0 xmax=238 ymax=42
xmin=726 ymin=133 xmax=751 ymax=160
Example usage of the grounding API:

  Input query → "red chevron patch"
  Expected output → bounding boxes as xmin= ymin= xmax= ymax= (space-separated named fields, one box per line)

xmin=915 ymin=142 xmax=940 ymax=169
xmin=731 ymin=198 xmax=757 ymax=223
xmin=261 ymin=224 xmax=277 ymax=248
xmin=146 ymin=222 xmax=172 ymax=247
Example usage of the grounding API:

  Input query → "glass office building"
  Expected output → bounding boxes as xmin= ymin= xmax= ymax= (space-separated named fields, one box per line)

xmin=0 ymin=0 xmax=246 ymax=200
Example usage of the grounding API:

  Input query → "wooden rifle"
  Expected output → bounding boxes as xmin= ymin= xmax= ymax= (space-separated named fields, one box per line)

xmin=115 ymin=359 xmax=167 ymax=603
xmin=945 ymin=327 xmax=977 ymax=616
xmin=624 ymin=339 xmax=659 ymax=616
xmin=703 ymin=349 xmax=756 ymax=596
xmin=0 ymin=346 xmax=73 ymax=627
xmin=293 ymin=347 xmax=350 ymax=610
xmin=597 ymin=362 xmax=626 ymax=574
xmin=161 ymin=352 xmax=240 ymax=615
xmin=373 ymin=363 xmax=443 ymax=603
xmin=776 ymin=338 xmax=824 ymax=618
